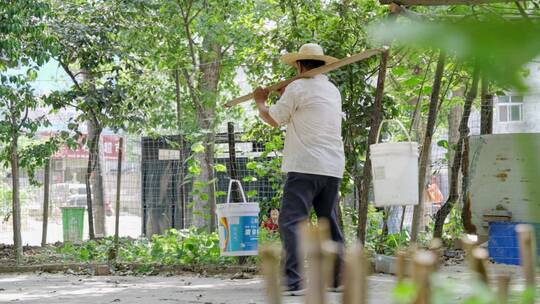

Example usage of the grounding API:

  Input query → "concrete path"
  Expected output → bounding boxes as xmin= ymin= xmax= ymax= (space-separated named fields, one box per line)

xmin=0 ymin=272 xmax=397 ymax=304
xmin=0 ymin=264 xmax=532 ymax=304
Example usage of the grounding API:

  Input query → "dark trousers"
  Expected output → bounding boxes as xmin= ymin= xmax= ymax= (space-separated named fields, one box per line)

xmin=278 ymin=172 xmax=344 ymax=288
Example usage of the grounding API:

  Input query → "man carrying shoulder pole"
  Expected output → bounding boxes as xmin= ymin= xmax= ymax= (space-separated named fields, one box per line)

xmin=254 ymin=43 xmax=345 ymax=296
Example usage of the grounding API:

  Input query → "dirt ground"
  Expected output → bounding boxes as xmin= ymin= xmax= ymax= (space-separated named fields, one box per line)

xmin=0 ymin=264 xmax=533 ymax=304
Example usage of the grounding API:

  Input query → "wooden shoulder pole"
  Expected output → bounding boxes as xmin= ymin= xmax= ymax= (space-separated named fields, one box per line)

xmin=224 ymin=48 xmax=384 ymax=107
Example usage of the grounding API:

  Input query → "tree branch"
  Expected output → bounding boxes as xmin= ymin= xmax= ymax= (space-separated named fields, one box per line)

xmin=381 ymin=0 xmax=518 ymax=5
xmin=409 ymin=51 xmax=435 ymax=134
xmin=17 ymin=106 xmax=29 ymax=131
xmin=515 ymin=1 xmax=532 ymax=21
xmin=59 ymin=60 xmax=83 ymax=91
xmin=181 ymin=68 xmax=204 ymax=116
xmin=438 ymin=61 xmax=461 ymax=111
xmin=221 ymin=43 xmax=234 ymax=56
xmin=179 ymin=1 xmax=198 ymax=68
xmin=411 ymin=50 xmax=446 ymax=242
xmin=188 ymin=6 xmax=204 ymax=23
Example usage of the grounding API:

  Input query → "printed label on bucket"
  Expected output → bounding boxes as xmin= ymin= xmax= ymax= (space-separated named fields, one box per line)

xmin=218 ymin=216 xmax=259 ymax=253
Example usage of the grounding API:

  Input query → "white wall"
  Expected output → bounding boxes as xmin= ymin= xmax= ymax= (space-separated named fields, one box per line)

xmin=468 ymin=134 xmax=540 ymax=237
xmin=493 ymin=60 xmax=540 ymax=134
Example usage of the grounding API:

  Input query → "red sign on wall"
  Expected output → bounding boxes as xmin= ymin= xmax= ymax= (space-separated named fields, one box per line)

xmin=39 ymin=132 xmax=122 ymax=160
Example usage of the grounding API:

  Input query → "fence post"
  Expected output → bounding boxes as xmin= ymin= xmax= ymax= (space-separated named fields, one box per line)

xmin=227 ymin=122 xmax=246 ymax=265
xmin=227 ymin=122 xmax=242 ymax=201
xmin=113 ymin=137 xmax=123 ymax=261
xmin=41 ymin=159 xmax=50 ymax=247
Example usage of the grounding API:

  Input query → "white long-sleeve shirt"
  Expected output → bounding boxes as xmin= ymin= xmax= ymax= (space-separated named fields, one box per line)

xmin=268 ymin=74 xmax=345 ymax=178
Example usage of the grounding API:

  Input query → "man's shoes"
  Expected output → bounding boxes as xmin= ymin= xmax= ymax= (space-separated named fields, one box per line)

xmin=282 ymin=284 xmax=306 ymax=296
xmin=327 ymin=285 xmax=344 ymax=293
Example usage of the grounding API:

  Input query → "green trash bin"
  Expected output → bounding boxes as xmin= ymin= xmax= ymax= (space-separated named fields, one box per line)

xmin=61 ymin=207 xmax=85 ymax=243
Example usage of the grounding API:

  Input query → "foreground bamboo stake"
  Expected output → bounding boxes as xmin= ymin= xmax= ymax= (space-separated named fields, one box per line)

xmin=516 ymin=224 xmax=536 ymax=291
xmin=317 ymin=219 xmax=339 ymax=290
xmin=224 ymin=48 xmax=384 ymax=107
xmin=412 ymin=250 xmax=437 ymax=304
xmin=461 ymin=234 xmax=478 ymax=265
xmin=260 ymin=244 xmax=282 ymax=304
xmin=496 ymin=274 xmax=511 ymax=304
xmin=259 ymin=227 xmax=534 ymax=304
xmin=300 ymin=222 xmax=327 ymax=304
xmin=396 ymin=250 xmax=408 ymax=282
xmin=429 ymin=238 xmax=443 ymax=270
xmin=470 ymin=247 xmax=490 ymax=283
xmin=343 ymin=242 xmax=368 ymax=304
xmin=322 ymin=240 xmax=338 ymax=290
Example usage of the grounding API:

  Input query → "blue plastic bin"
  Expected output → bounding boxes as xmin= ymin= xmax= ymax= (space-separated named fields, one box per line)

xmin=488 ymin=222 xmax=540 ymax=265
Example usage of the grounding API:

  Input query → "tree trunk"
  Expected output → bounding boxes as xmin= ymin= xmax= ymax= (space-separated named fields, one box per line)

xmin=461 ymin=137 xmax=476 ymax=234
xmin=91 ymin=124 xmax=106 ymax=236
xmin=480 ymin=77 xmax=493 ymax=135
xmin=448 ymin=105 xmax=463 ymax=184
xmin=433 ymin=66 xmax=480 ymax=238
xmin=192 ymin=38 xmax=221 ymax=231
xmin=85 ymin=135 xmax=95 ymax=240
xmin=87 ymin=120 xmax=106 ymax=237
xmin=358 ymin=49 xmax=389 ymax=244
xmin=411 ymin=51 xmax=446 ymax=242
xmin=10 ymin=132 xmax=22 ymax=263
xmin=192 ymin=132 xmax=217 ymax=231
xmin=41 ymin=159 xmax=50 ymax=247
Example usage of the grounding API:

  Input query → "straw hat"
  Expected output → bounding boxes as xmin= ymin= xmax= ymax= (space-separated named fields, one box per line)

xmin=280 ymin=43 xmax=338 ymax=67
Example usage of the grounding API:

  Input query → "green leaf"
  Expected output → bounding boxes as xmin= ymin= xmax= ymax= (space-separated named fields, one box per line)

xmin=214 ymin=164 xmax=227 ymax=172
xmin=437 ymin=140 xmax=449 ymax=149
xmin=191 ymin=142 xmax=205 ymax=153
xmin=402 ymin=76 xmax=423 ymax=88
xmin=392 ymin=281 xmax=417 ymax=304
xmin=392 ymin=66 xmax=407 ymax=77
xmin=370 ymin=18 xmax=540 ymax=91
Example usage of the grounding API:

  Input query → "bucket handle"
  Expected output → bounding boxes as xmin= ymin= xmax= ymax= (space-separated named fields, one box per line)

xmin=376 ymin=119 xmax=412 ymax=143
xmin=226 ymin=179 xmax=248 ymax=204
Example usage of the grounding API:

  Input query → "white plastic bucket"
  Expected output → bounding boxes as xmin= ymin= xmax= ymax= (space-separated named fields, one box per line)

xmin=216 ymin=179 xmax=260 ymax=256
xmin=370 ymin=120 xmax=419 ymax=207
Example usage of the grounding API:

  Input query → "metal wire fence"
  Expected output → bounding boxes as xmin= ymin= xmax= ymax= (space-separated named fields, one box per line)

xmin=0 ymin=129 xmax=285 ymax=245
xmin=0 ymin=105 xmax=489 ymax=246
